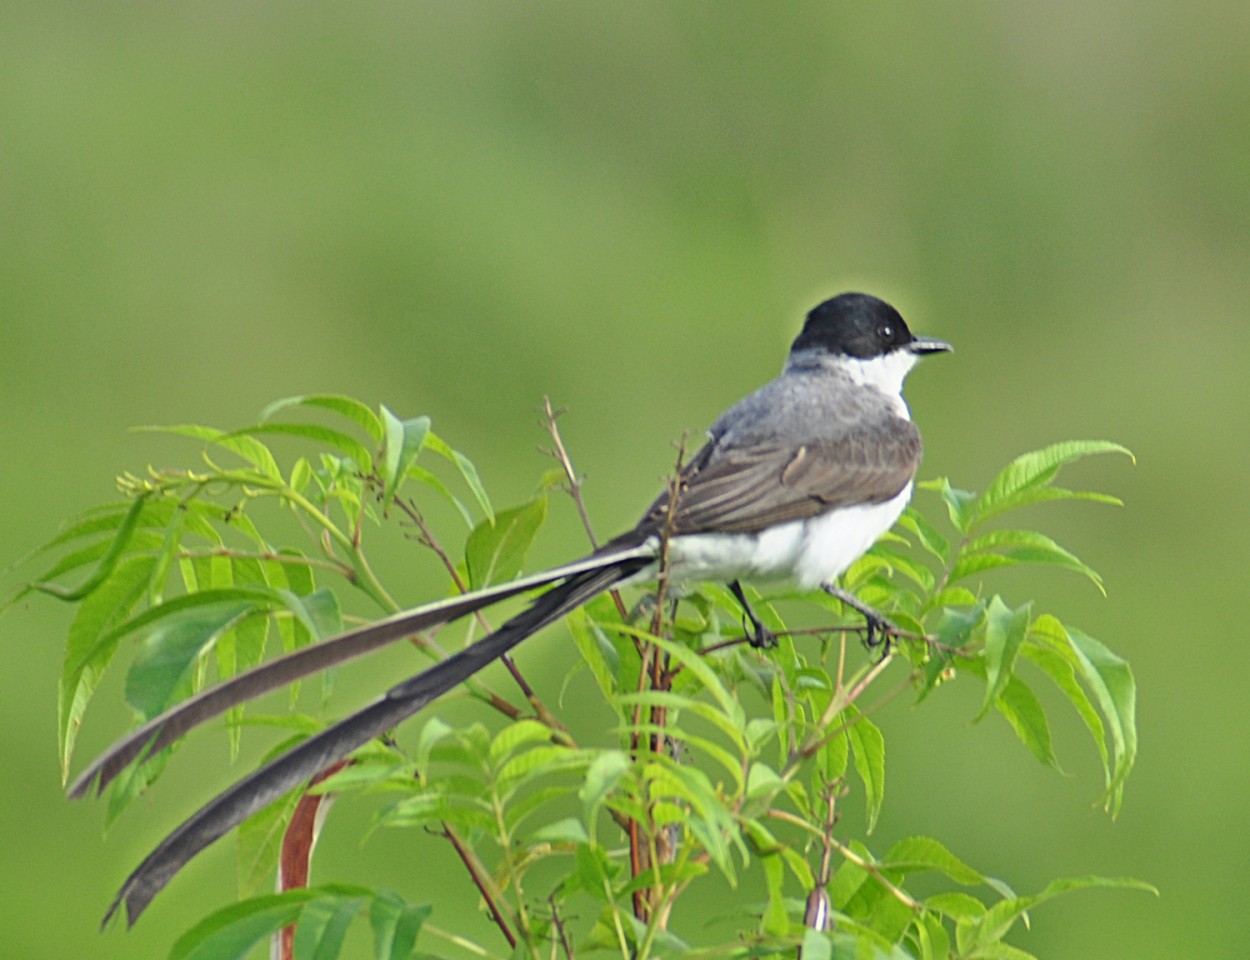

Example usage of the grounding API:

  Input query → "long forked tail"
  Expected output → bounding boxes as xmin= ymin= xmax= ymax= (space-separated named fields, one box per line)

xmin=104 ymin=553 xmax=648 ymax=927
xmin=69 ymin=548 xmax=648 ymax=801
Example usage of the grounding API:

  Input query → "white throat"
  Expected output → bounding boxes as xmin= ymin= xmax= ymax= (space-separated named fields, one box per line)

xmin=786 ymin=348 xmax=918 ymax=418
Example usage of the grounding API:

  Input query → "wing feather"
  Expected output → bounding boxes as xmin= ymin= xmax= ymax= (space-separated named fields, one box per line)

xmin=626 ymin=420 xmax=921 ymax=538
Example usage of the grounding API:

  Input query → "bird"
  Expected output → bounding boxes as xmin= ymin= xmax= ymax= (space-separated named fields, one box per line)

xmin=69 ymin=291 xmax=951 ymax=925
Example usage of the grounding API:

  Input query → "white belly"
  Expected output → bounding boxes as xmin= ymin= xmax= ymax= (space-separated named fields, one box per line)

xmin=631 ymin=483 xmax=912 ymax=590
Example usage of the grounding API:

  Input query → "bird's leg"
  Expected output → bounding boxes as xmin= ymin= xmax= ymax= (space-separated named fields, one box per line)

xmin=821 ymin=584 xmax=899 ymax=653
xmin=728 ymin=580 xmax=776 ymax=649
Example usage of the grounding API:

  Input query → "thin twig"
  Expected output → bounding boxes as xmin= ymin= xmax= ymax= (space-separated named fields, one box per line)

xmin=439 ymin=824 xmax=518 ymax=949
xmin=548 ymin=893 xmax=575 ymax=960
xmin=767 ymin=799 xmax=920 ymax=913
xmin=392 ymin=496 xmax=570 ymax=730
xmin=539 ymin=397 xmax=631 ymax=622
xmin=629 ymin=433 xmax=688 ymax=925
xmin=539 ymin=396 xmax=601 ymax=550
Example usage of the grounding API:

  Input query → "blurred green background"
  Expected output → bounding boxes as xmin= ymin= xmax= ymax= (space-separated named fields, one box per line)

xmin=3 ymin=3 xmax=1247 ymax=957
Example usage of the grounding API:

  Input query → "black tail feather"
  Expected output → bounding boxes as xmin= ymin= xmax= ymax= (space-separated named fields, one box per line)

xmin=105 ymin=556 xmax=644 ymax=927
xmin=68 ymin=554 xmax=644 ymax=800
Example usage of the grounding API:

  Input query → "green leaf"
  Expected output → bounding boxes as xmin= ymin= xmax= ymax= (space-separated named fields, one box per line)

xmin=746 ymin=761 xmax=784 ymax=801
xmin=167 ymin=891 xmax=313 ymax=960
xmin=414 ymin=716 xmax=455 ymax=773
xmin=898 ymin=508 xmax=950 ymax=563
xmin=822 ymin=724 xmax=850 ymax=782
xmin=760 ymin=845 xmax=788 ymax=936
xmin=1024 ymin=618 xmax=1107 ymax=774
xmin=955 ymin=528 xmax=1105 ymax=592
xmin=1067 ymin=626 xmax=1138 ymax=815
xmin=972 ymin=875 xmax=1156 ymax=947
xmin=143 ymin=424 xmax=282 ymax=480
xmin=379 ymin=408 xmax=431 ymax=508
xmin=31 ymin=494 xmax=151 ymax=602
xmin=884 ymin=835 xmax=984 ymax=884
xmin=867 ymin=542 xmax=936 ymax=592
xmin=525 ymin=817 xmax=589 ymax=845
xmin=977 ymin=598 xmax=1032 ymax=721
xmin=972 ymin=441 xmax=1133 ymax=526
xmin=567 ymin=608 xmax=619 ymax=703
xmin=124 ymin=601 xmax=255 ymax=718
xmin=260 ymin=394 xmax=385 ymax=444
xmin=920 ymin=477 xmax=977 ymax=533
xmin=292 ymin=894 xmax=365 ymax=960
xmin=290 ymin=456 xmax=313 ymax=495
xmin=918 ymin=602 xmax=986 ymax=701
xmin=926 ymin=890 xmax=987 ymax=920
xmin=237 ymin=789 xmax=302 ymax=897
xmin=226 ymin=423 xmax=374 ymax=474
xmin=58 ymin=555 xmax=157 ymax=777
xmin=798 ymin=929 xmax=834 ymax=960
xmin=464 ymin=496 xmax=547 ymax=590
xmin=846 ymin=705 xmax=886 ymax=833
xmin=369 ymin=892 xmax=431 ymax=960
xmin=995 ymin=675 xmax=1058 ymax=768
xmin=404 ymin=465 xmax=474 ymax=527
xmin=914 ymin=912 xmax=952 ymax=960
xmin=425 ymin=432 xmax=493 ymax=524
xmin=272 ymin=552 xmax=316 ymax=657
xmin=488 ymin=718 xmax=557 ymax=767
xmin=16 ymin=500 xmax=145 ymax=556
xmin=632 ymin=629 xmax=745 ymax=732
xmin=581 ymin=750 xmax=631 ymax=829
xmin=277 ymin=588 xmax=342 ymax=645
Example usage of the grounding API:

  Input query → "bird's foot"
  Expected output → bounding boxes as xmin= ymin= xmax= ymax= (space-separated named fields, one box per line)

xmin=821 ymin=584 xmax=899 ymax=656
xmin=744 ymin=618 xmax=777 ymax=650
xmin=728 ymin=580 xmax=777 ymax=649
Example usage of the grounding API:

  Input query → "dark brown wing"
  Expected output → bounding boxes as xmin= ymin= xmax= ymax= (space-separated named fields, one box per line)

xmin=623 ymin=421 xmax=921 ymax=540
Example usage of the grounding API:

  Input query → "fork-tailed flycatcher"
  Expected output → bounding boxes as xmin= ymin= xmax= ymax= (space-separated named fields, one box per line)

xmin=70 ymin=291 xmax=951 ymax=924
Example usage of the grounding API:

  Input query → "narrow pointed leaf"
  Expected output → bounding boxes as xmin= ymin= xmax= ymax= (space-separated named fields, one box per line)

xmin=143 ymin=424 xmax=282 ymax=480
xmin=369 ymin=892 xmax=431 ymax=960
xmin=425 ymin=432 xmax=493 ymax=523
xmin=846 ymin=705 xmax=886 ymax=832
xmin=32 ymin=494 xmax=150 ymax=602
xmin=1067 ymin=626 xmax=1137 ymax=815
xmin=973 ymin=441 xmax=1133 ymax=525
xmin=124 ymin=602 xmax=255 ymax=718
xmin=977 ymin=598 xmax=1032 ymax=720
xmin=1025 ymin=617 xmax=1108 ymax=775
xmin=920 ymin=478 xmax=976 ymax=533
xmin=567 ymin=608 xmax=618 ymax=703
xmin=277 ymin=588 xmax=342 ymax=645
xmin=237 ymin=789 xmax=302 ymax=897
xmin=958 ymin=529 xmax=1105 ymax=591
xmin=260 ymin=394 xmax=385 ymax=444
xmin=996 ymin=675 xmax=1058 ymax=768
xmin=465 ymin=497 xmax=547 ymax=590
xmin=379 ymin=408 xmax=430 ymax=508
xmin=899 ymin=508 xmax=950 ymax=563
xmin=918 ymin=602 xmax=986 ymax=701
xmin=167 ymin=891 xmax=313 ymax=960
xmin=58 ymin=555 xmax=157 ymax=777
xmin=884 ymin=836 xmax=984 ymax=884
xmin=293 ymin=894 xmax=364 ymax=960
xmin=227 ymin=423 xmax=373 ymax=473
xmin=404 ymin=465 xmax=474 ymax=527
xmin=973 ymin=875 xmax=1156 ymax=946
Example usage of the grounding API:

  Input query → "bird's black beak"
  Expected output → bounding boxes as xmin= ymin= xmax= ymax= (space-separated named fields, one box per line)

xmin=908 ymin=337 xmax=953 ymax=355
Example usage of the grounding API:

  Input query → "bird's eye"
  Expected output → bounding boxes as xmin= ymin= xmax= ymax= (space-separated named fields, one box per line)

xmin=879 ymin=324 xmax=894 ymax=340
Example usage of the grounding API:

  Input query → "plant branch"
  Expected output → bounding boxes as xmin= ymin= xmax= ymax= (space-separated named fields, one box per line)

xmin=539 ymin=396 xmax=631 ymax=622
xmin=439 ymin=823 xmax=518 ymax=950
